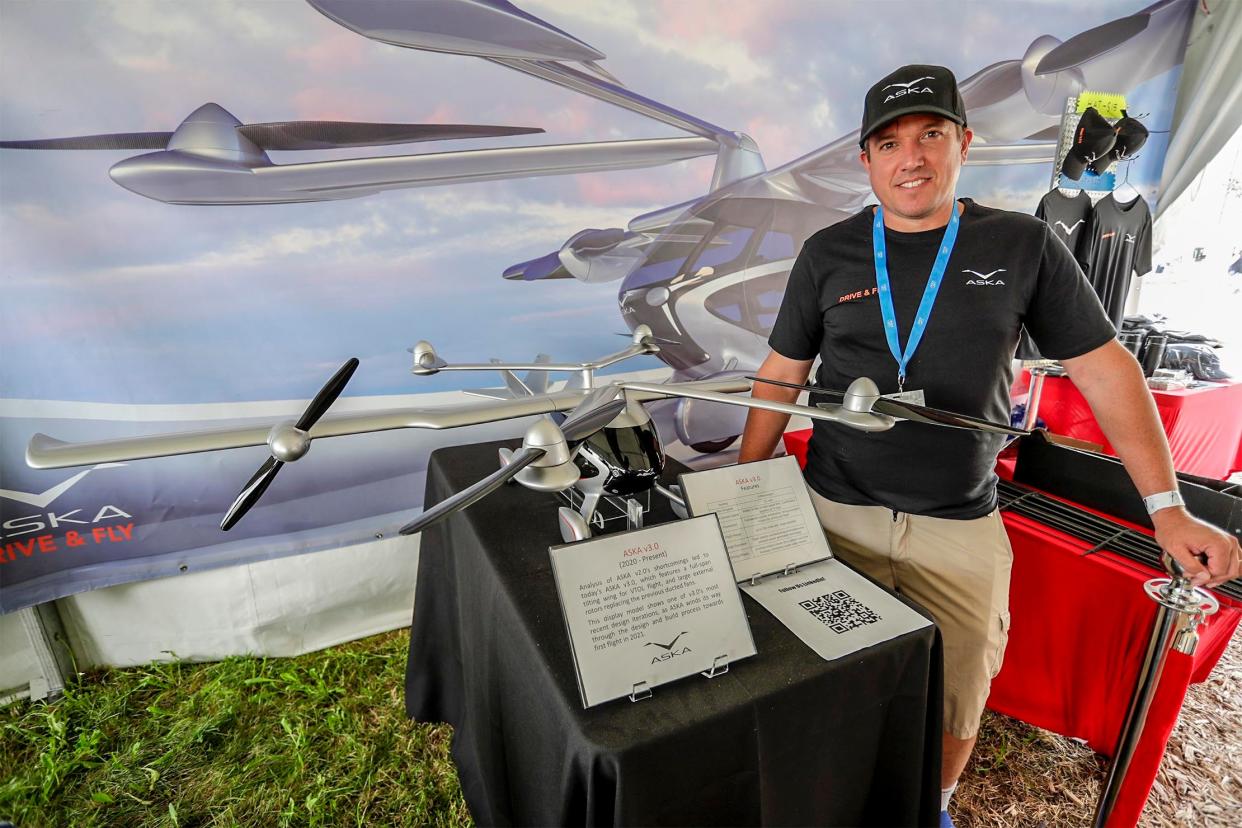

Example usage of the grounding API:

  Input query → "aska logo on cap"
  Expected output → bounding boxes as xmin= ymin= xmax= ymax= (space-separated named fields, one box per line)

xmin=882 ymin=76 xmax=934 ymax=103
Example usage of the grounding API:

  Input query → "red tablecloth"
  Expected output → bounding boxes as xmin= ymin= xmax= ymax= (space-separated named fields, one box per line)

xmin=1016 ymin=374 xmax=1242 ymax=479
xmin=782 ymin=429 xmax=1241 ymax=826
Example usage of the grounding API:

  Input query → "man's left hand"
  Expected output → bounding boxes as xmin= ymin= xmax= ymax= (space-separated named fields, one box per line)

xmin=1151 ymin=508 xmax=1242 ymax=588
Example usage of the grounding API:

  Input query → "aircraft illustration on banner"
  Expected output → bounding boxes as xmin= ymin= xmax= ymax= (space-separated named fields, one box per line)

xmin=306 ymin=0 xmax=1192 ymax=449
xmin=0 ymin=102 xmax=718 ymax=205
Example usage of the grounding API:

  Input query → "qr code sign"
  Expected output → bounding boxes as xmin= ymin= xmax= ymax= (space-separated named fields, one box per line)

xmin=799 ymin=590 xmax=881 ymax=633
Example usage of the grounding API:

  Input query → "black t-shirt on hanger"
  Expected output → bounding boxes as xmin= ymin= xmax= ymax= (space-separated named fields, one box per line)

xmin=1019 ymin=188 xmax=1096 ymax=358
xmin=1035 ymin=189 xmax=1093 ymax=269
xmin=1084 ymin=193 xmax=1153 ymax=327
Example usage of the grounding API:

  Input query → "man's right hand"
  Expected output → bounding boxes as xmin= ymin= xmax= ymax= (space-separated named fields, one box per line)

xmin=737 ymin=351 xmax=815 ymax=462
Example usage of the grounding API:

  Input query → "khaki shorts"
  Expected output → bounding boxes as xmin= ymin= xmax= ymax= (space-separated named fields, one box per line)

xmin=809 ymin=491 xmax=1013 ymax=740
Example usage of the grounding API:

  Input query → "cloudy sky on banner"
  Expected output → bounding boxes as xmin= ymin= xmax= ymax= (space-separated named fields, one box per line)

xmin=0 ymin=0 xmax=1166 ymax=402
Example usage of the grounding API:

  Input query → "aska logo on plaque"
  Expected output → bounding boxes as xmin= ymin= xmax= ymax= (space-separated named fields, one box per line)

xmin=645 ymin=631 xmax=692 ymax=663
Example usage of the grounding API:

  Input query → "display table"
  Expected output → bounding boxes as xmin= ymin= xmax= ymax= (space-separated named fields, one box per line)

xmin=782 ymin=429 xmax=1242 ymax=825
xmin=1016 ymin=374 xmax=1242 ymax=479
xmin=406 ymin=440 xmax=942 ymax=827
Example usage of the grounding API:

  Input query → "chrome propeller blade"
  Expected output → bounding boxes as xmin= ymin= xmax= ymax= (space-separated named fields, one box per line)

xmin=399 ymin=446 xmax=545 ymax=535
xmin=747 ymin=376 xmax=1028 ymax=436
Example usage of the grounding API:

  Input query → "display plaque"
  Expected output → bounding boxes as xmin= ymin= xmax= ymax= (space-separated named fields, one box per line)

xmin=681 ymin=455 xmax=931 ymax=661
xmin=548 ymin=514 xmax=756 ymax=708
xmin=740 ymin=559 xmax=932 ymax=661
xmin=678 ymin=454 xmax=832 ymax=583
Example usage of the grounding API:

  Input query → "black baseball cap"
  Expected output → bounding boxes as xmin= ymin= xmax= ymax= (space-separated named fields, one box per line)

xmin=859 ymin=64 xmax=967 ymax=149
xmin=1061 ymin=107 xmax=1117 ymax=180
xmin=1088 ymin=115 xmax=1149 ymax=175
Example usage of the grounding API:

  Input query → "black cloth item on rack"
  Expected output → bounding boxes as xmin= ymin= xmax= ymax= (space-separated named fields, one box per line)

xmin=1120 ymin=316 xmax=1224 ymax=348
xmin=1083 ymin=193 xmax=1152 ymax=327
xmin=1018 ymin=189 xmax=1097 ymax=360
xmin=1161 ymin=344 xmax=1232 ymax=380
xmin=1088 ymin=115 xmax=1149 ymax=176
xmin=1035 ymin=189 xmax=1093 ymax=269
xmin=1060 ymin=107 xmax=1117 ymax=181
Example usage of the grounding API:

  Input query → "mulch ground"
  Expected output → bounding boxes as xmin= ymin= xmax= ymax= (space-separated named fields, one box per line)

xmin=955 ymin=626 xmax=1241 ymax=826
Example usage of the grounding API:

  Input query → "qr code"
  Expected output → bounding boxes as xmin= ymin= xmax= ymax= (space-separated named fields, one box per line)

xmin=799 ymin=590 xmax=881 ymax=633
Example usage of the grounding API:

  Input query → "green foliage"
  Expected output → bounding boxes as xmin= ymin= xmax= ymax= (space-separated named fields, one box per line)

xmin=0 ymin=631 xmax=471 ymax=827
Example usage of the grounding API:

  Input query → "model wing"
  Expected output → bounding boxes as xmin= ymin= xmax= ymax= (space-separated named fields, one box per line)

xmin=26 ymin=378 xmax=752 ymax=470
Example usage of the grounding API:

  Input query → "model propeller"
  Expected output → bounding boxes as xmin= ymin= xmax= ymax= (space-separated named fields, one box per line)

xmin=220 ymin=358 xmax=360 ymax=531
xmin=748 ymin=376 xmax=1029 ymax=436
xmin=398 ymin=385 xmax=628 ymax=535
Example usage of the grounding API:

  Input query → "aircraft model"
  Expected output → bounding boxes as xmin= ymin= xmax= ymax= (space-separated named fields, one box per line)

xmin=309 ymin=0 xmax=1192 ymax=449
xmin=26 ymin=326 xmax=1026 ymax=544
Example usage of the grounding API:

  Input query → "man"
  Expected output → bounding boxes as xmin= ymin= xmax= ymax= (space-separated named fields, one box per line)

xmin=738 ymin=64 xmax=1240 ymax=827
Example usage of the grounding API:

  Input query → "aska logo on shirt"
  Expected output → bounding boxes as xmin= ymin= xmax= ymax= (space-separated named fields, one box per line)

xmin=837 ymin=286 xmax=878 ymax=304
xmin=1055 ymin=219 xmax=1084 ymax=235
xmin=1124 ymin=233 xmax=1136 ymax=244
xmin=882 ymin=76 xmax=933 ymax=103
xmin=963 ymin=268 xmax=1006 ymax=286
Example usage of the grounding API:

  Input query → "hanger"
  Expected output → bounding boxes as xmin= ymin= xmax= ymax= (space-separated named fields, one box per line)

xmin=1113 ymin=155 xmax=1141 ymax=205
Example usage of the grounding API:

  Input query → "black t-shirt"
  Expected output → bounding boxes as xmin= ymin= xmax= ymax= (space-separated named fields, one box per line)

xmin=1019 ymin=189 xmax=1095 ymax=360
xmin=1035 ymin=189 xmax=1093 ymax=269
xmin=769 ymin=199 xmax=1116 ymax=519
xmin=1083 ymin=193 xmax=1153 ymax=327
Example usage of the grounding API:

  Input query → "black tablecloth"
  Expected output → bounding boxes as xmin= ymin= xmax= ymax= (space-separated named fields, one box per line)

xmin=407 ymin=440 xmax=942 ymax=827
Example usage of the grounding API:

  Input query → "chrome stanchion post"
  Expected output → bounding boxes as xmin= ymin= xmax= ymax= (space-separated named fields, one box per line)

xmin=1022 ymin=366 xmax=1047 ymax=432
xmin=1090 ymin=555 xmax=1219 ymax=827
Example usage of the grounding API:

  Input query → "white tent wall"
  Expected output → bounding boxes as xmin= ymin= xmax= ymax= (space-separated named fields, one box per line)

xmin=1156 ymin=0 xmax=1242 ymax=217
xmin=1146 ymin=124 xmax=1242 ymax=372
xmin=0 ymin=611 xmax=46 ymax=702
xmin=0 ymin=534 xmax=417 ymax=693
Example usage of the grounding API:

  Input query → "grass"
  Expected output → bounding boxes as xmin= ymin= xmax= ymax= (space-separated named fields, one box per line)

xmin=0 ymin=631 xmax=470 ymax=827
xmin=4 ymin=626 xmax=1236 ymax=827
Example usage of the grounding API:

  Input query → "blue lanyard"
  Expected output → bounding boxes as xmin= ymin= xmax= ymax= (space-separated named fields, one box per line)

xmin=872 ymin=200 xmax=960 ymax=390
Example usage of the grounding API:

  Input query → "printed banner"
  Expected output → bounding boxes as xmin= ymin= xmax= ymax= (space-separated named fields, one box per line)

xmin=0 ymin=0 xmax=1194 ymax=611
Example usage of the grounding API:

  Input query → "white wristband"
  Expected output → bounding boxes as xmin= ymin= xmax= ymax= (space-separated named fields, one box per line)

xmin=1143 ymin=490 xmax=1185 ymax=515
